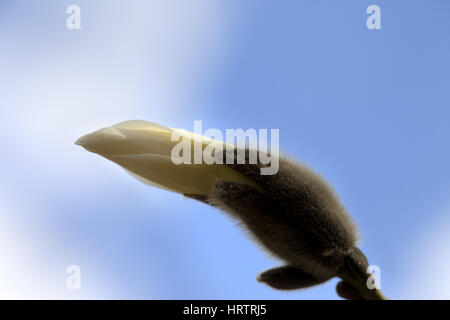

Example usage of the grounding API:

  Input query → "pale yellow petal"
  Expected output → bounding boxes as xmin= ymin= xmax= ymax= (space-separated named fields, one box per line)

xmin=76 ymin=120 xmax=257 ymax=196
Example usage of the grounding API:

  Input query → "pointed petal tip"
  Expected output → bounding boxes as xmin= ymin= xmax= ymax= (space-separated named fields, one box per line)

xmin=75 ymin=135 xmax=86 ymax=146
xmin=74 ymin=127 xmax=127 ymax=153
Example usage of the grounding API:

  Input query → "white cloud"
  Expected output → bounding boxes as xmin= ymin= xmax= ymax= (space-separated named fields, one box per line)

xmin=0 ymin=1 xmax=237 ymax=298
xmin=399 ymin=208 xmax=450 ymax=299
xmin=0 ymin=187 xmax=109 ymax=298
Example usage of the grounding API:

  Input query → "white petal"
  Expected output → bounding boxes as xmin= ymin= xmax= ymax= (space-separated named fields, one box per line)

xmin=76 ymin=120 xmax=256 ymax=196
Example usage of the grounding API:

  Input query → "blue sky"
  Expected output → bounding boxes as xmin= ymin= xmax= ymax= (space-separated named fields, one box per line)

xmin=0 ymin=0 xmax=449 ymax=299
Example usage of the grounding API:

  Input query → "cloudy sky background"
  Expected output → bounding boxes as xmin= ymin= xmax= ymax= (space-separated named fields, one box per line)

xmin=0 ymin=0 xmax=449 ymax=299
